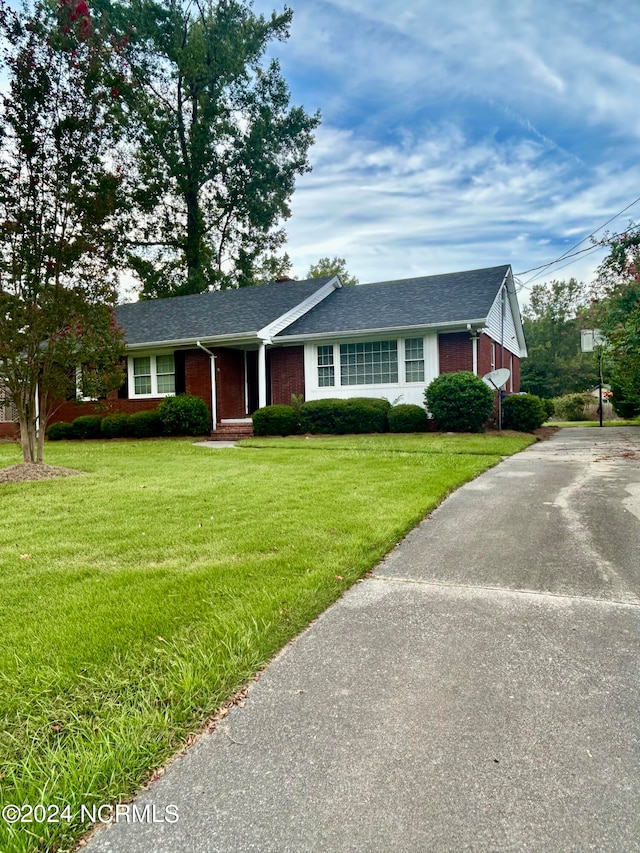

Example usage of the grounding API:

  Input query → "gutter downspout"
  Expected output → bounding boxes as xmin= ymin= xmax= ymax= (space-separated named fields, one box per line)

xmin=196 ymin=341 xmax=217 ymax=432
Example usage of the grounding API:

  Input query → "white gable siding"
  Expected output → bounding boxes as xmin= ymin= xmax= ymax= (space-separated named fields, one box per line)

xmin=485 ymin=289 xmax=521 ymax=357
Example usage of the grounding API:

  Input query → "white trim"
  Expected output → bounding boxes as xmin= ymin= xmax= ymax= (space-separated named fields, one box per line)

xmin=277 ymin=318 xmax=488 ymax=344
xmin=258 ymin=343 xmax=267 ymax=409
xmin=127 ymin=351 xmax=176 ymax=399
xmin=220 ymin=418 xmax=252 ymax=424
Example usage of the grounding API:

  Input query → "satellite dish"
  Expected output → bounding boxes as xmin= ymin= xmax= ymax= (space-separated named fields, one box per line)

xmin=482 ymin=368 xmax=510 ymax=390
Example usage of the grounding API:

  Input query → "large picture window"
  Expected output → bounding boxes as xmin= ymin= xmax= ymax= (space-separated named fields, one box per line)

xmin=404 ymin=338 xmax=425 ymax=382
xmin=340 ymin=341 xmax=398 ymax=385
xmin=131 ymin=354 xmax=175 ymax=397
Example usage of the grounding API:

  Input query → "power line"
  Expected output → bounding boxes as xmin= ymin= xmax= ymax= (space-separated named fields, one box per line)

xmin=514 ymin=192 xmax=640 ymax=284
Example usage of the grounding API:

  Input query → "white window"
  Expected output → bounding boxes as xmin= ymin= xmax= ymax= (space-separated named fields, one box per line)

xmin=0 ymin=387 xmax=17 ymax=422
xmin=340 ymin=341 xmax=398 ymax=385
xmin=404 ymin=338 xmax=425 ymax=383
xmin=317 ymin=345 xmax=335 ymax=387
xmin=130 ymin=353 xmax=175 ymax=397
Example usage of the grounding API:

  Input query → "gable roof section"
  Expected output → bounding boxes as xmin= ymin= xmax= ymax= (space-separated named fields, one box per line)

xmin=116 ymin=277 xmax=334 ymax=347
xmin=276 ymin=265 xmax=512 ymax=339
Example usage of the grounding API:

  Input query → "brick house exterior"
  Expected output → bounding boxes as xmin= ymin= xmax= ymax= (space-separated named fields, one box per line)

xmin=0 ymin=266 xmax=527 ymax=439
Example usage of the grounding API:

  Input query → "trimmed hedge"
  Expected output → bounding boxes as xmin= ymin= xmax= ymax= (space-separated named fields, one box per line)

xmin=129 ymin=409 xmax=163 ymax=438
xmin=336 ymin=398 xmax=390 ymax=434
xmin=299 ymin=398 xmax=344 ymax=434
xmin=46 ymin=421 xmax=75 ymax=441
xmin=425 ymin=371 xmax=494 ymax=432
xmin=158 ymin=394 xmax=211 ymax=436
xmin=388 ymin=404 xmax=429 ymax=433
xmin=100 ymin=413 xmax=131 ymax=439
xmin=299 ymin=397 xmax=390 ymax=434
xmin=71 ymin=415 xmax=103 ymax=440
xmin=252 ymin=404 xmax=300 ymax=436
xmin=502 ymin=393 xmax=546 ymax=432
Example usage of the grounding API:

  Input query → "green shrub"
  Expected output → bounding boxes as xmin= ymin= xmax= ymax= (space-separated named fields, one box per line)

xmin=300 ymin=398 xmax=346 ymax=434
xmin=300 ymin=397 xmax=390 ymax=434
xmin=100 ymin=413 xmax=132 ymax=439
xmin=71 ymin=415 xmax=103 ymax=440
xmin=425 ymin=371 xmax=494 ymax=432
xmin=252 ymin=404 xmax=300 ymax=436
xmin=542 ymin=398 xmax=555 ymax=421
xmin=553 ymin=393 xmax=590 ymax=421
xmin=129 ymin=409 xmax=163 ymax=438
xmin=388 ymin=404 xmax=429 ymax=433
xmin=158 ymin=394 xmax=211 ymax=436
xmin=335 ymin=398 xmax=390 ymax=434
xmin=46 ymin=421 xmax=74 ymax=441
xmin=502 ymin=393 xmax=546 ymax=432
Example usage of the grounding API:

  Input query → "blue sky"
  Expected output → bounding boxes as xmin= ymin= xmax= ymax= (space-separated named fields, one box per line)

xmin=252 ymin=0 xmax=640 ymax=298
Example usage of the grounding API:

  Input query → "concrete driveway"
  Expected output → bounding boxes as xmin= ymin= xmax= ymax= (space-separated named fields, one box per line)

xmin=84 ymin=427 xmax=640 ymax=853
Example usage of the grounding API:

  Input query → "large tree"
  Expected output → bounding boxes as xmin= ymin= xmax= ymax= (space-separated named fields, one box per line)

xmin=0 ymin=0 xmax=127 ymax=463
xmin=307 ymin=256 xmax=359 ymax=286
xmin=106 ymin=0 xmax=320 ymax=296
xmin=520 ymin=278 xmax=599 ymax=398
xmin=591 ymin=231 xmax=640 ymax=416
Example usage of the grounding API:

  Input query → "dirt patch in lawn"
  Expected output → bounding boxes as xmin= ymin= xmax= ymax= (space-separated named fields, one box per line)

xmin=0 ymin=463 xmax=82 ymax=483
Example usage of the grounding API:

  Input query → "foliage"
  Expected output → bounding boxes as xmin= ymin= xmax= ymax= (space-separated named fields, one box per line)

xmin=0 ymin=0 xmax=127 ymax=462
xmin=103 ymin=0 xmax=320 ymax=296
xmin=252 ymin=404 xmax=299 ymax=436
xmin=299 ymin=397 xmax=390 ymax=434
xmin=542 ymin=398 xmax=555 ymax=421
xmin=425 ymin=371 xmax=493 ymax=432
xmin=336 ymin=398 xmax=390 ymax=433
xmin=388 ymin=404 xmax=429 ymax=433
xmin=307 ymin=257 xmax=359 ymax=287
xmin=70 ymin=414 xmax=103 ymax=439
xmin=552 ymin=393 xmax=590 ymax=421
xmin=128 ymin=409 xmax=163 ymax=437
xmin=591 ymin=233 xmax=640 ymax=416
xmin=0 ymin=434 xmax=532 ymax=853
xmin=46 ymin=421 xmax=75 ymax=441
xmin=501 ymin=394 xmax=546 ymax=432
xmin=520 ymin=279 xmax=599 ymax=398
xmin=299 ymin=398 xmax=344 ymax=433
xmin=100 ymin=413 xmax=132 ymax=438
xmin=158 ymin=394 xmax=210 ymax=436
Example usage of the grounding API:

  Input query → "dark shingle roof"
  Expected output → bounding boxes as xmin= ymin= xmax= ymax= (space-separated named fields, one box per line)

xmin=116 ymin=278 xmax=332 ymax=346
xmin=275 ymin=266 xmax=510 ymax=338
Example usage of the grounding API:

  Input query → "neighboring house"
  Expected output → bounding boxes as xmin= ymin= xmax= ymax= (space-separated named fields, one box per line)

xmin=0 ymin=385 xmax=17 ymax=439
xmin=13 ymin=264 xmax=528 ymax=439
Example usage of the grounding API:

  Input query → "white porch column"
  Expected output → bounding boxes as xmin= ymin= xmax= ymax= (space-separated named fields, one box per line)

xmin=258 ymin=342 xmax=267 ymax=409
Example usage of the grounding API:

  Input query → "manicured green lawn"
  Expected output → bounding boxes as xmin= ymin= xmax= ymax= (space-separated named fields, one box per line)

xmin=0 ymin=433 xmax=534 ymax=852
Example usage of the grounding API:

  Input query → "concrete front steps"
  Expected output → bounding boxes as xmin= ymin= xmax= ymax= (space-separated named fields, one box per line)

xmin=209 ymin=421 xmax=254 ymax=441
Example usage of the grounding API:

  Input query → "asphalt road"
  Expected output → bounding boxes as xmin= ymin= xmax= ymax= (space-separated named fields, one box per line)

xmin=83 ymin=427 xmax=640 ymax=853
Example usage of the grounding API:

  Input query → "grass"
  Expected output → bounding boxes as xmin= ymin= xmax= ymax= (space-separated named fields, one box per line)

xmin=0 ymin=432 xmax=534 ymax=852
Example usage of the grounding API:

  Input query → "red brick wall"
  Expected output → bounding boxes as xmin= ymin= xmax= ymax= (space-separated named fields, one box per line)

xmin=269 ymin=346 xmax=305 ymax=405
xmin=0 ymin=422 xmax=17 ymax=439
xmin=478 ymin=333 xmax=521 ymax=391
xmin=214 ymin=348 xmax=246 ymax=419
xmin=184 ymin=349 xmax=212 ymax=413
xmin=438 ymin=332 xmax=472 ymax=373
